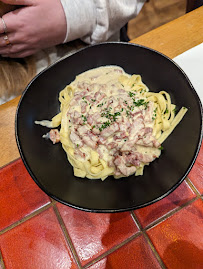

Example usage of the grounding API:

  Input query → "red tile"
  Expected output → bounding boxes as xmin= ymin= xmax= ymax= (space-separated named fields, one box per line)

xmin=147 ymin=199 xmax=203 ymax=269
xmin=0 ymin=159 xmax=51 ymax=231
xmin=188 ymin=143 xmax=203 ymax=194
xmin=57 ymin=204 xmax=139 ymax=265
xmin=0 ymin=207 xmax=78 ymax=269
xmin=134 ymin=180 xmax=196 ymax=228
xmin=88 ymin=235 xmax=162 ymax=269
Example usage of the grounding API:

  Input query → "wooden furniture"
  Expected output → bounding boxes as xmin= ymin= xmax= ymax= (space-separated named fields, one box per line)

xmin=186 ymin=0 xmax=203 ymax=12
xmin=0 ymin=6 xmax=203 ymax=169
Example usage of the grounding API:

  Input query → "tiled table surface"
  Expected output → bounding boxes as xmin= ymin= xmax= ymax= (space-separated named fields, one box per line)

xmin=0 ymin=143 xmax=202 ymax=269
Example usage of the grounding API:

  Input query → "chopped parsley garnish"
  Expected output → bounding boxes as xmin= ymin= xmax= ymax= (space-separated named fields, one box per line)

xmin=101 ymin=109 xmax=121 ymax=122
xmin=127 ymin=105 xmax=134 ymax=111
xmin=159 ymin=146 xmax=164 ymax=150
xmin=133 ymin=99 xmax=148 ymax=108
xmin=81 ymin=115 xmax=87 ymax=124
xmin=128 ymin=91 xmax=136 ymax=97
xmin=99 ymin=121 xmax=111 ymax=131
xmin=97 ymin=103 xmax=103 ymax=107
xmin=126 ymin=110 xmax=130 ymax=117
xmin=165 ymin=108 xmax=169 ymax=114
xmin=152 ymin=108 xmax=157 ymax=120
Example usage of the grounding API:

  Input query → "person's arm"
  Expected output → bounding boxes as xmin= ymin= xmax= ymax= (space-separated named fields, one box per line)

xmin=0 ymin=0 xmax=146 ymax=58
xmin=60 ymin=0 xmax=146 ymax=44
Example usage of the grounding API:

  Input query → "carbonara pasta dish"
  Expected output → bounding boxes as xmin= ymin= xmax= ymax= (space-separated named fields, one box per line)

xmin=35 ymin=66 xmax=187 ymax=180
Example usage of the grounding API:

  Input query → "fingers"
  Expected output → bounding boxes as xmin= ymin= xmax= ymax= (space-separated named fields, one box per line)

xmin=0 ymin=32 xmax=15 ymax=47
xmin=0 ymin=17 xmax=7 ymax=34
xmin=0 ymin=10 xmax=24 ymax=35
xmin=1 ymin=48 xmax=37 ymax=58
xmin=0 ymin=31 xmax=36 ymax=57
xmin=0 ymin=43 xmax=26 ymax=54
xmin=0 ymin=0 xmax=35 ymax=34
xmin=0 ymin=0 xmax=34 ymax=6
xmin=0 ymin=12 xmax=17 ymax=35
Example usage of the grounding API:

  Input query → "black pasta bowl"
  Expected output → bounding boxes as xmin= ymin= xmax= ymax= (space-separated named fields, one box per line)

xmin=16 ymin=42 xmax=202 ymax=212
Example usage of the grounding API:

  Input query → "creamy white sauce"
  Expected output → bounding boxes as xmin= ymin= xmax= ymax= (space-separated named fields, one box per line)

xmin=66 ymin=66 xmax=161 ymax=177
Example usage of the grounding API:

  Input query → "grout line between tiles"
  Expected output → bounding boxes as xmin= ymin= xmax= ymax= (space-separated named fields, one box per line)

xmin=0 ymin=251 xmax=6 ymax=269
xmin=52 ymin=204 xmax=82 ymax=269
xmin=142 ymin=232 xmax=166 ymax=269
xmin=0 ymin=202 xmax=53 ymax=236
xmin=131 ymin=211 xmax=143 ymax=231
xmin=131 ymin=212 xmax=166 ymax=269
xmin=186 ymin=177 xmax=202 ymax=197
xmin=144 ymin=196 xmax=198 ymax=231
xmin=83 ymin=231 xmax=142 ymax=269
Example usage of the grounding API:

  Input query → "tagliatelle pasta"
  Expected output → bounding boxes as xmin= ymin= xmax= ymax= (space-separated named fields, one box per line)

xmin=35 ymin=66 xmax=187 ymax=180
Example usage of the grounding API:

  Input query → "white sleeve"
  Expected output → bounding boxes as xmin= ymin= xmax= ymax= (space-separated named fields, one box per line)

xmin=60 ymin=0 xmax=146 ymax=44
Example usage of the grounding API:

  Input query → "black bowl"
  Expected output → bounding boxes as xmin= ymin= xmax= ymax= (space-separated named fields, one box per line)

xmin=16 ymin=42 xmax=202 ymax=212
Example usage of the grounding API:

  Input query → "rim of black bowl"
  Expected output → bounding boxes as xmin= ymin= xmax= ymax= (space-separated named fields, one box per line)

xmin=15 ymin=42 xmax=203 ymax=213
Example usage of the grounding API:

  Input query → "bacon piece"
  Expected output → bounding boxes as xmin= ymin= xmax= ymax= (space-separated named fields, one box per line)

xmin=114 ymin=156 xmax=136 ymax=177
xmin=49 ymin=129 xmax=60 ymax=144
xmin=92 ymin=112 xmax=101 ymax=124
xmin=70 ymin=131 xmax=83 ymax=147
xmin=134 ymin=152 xmax=157 ymax=163
xmin=77 ymin=82 xmax=90 ymax=90
xmin=107 ymin=142 xmax=117 ymax=149
xmin=89 ymin=132 xmax=98 ymax=142
xmin=98 ymin=136 xmax=107 ymax=145
xmin=81 ymin=102 xmax=87 ymax=113
xmin=94 ymin=92 xmax=106 ymax=103
xmin=120 ymin=141 xmax=136 ymax=152
xmin=124 ymin=154 xmax=140 ymax=166
xmin=113 ymin=68 xmax=123 ymax=73
xmin=74 ymin=149 xmax=86 ymax=159
xmin=69 ymin=111 xmax=83 ymax=125
xmin=92 ymin=127 xmax=100 ymax=135
xmin=82 ymin=136 xmax=97 ymax=149
xmin=100 ymin=123 xmax=119 ymax=138
xmin=136 ymin=127 xmax=160 ymax=148
xmin=87 ymin=115 xmax=93 ymax=126
xmin=128 ymin=117 xmax=145 ymax=140
xmin=77 ymin=125 xmax=89 ymax=136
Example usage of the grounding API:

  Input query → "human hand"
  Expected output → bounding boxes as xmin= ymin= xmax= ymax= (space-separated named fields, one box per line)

xmin=0 ymin=0 xmax=67 ymax=58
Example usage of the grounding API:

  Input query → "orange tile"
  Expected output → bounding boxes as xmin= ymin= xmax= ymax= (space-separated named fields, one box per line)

xmin=188 ymin=143 xmax=203 ymax=194
xmin=147 ymin=199 xmax=203 ymax=269
xmin=134 ymin=180 xmax=196 ymax=228
xmin=0 ymin=207 xmax=78 ymax=269
xmin=57 ymin=204 xmax=139 ymax=266
xmin=0 ymin=159 xmax=51 ymax=231
xmin=88 ymin=235 xmax=162 ymax=269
